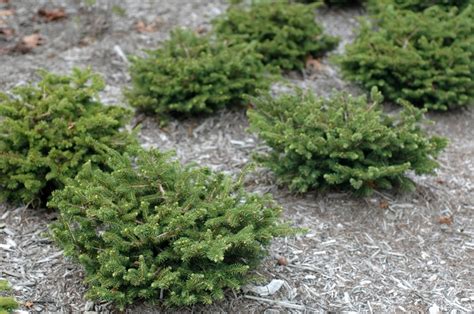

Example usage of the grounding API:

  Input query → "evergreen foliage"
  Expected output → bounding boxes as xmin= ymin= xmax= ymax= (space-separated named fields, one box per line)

xmin=338 ymin=5 xmax=474 ymax=110
xmin=247 ymin=87 xmax=447 ymax=195
xmin=0 ymin=68 xmax=136 ymax=205
xmin=0 ymin=280 xmax=18 ymax=314
xmin=213 ymin=1 xmax=339 ymax=70
xmin=372 ymin=0 xmax=473 ymax=11
xmin=323 ymin=0 xmax=362 ymax=4
xmin=49 ymin=147 xmax=293 ymax=309
xmin=229 ymin=0 xmax=364 ymax=6
xmin=298 ymin=0 xmax=364 ymax=5
xmin=125 ymin=29 xmax=272 ymax=119
xmin=247 ymin=0 xmax=470 ymax=9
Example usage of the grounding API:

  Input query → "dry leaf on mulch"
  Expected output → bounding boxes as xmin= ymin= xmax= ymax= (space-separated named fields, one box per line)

xmin=0 ymin=9 xmax=14 ymax=16
xmin=135 ymin=20 xmax=159 ymax=33
xmin=0 ymin=27 xmax=14 ymax=39
xmin=437 ymin=215 xmax=453 ymax=225
xmin=277 ymin=256 xmax=288 ymax=266
xmin=379 ymin=199 xmax=390 ymax=209
xmin=306 ymin=55 xmax=323 ymax=72
xmin=21 ymin=33 xmax=43 ymax=47
xmin=195 ymin=25 xmax=207 ymax=34
xmin=38 ymin=8 xmax=67 ymax=22
xmin=24 ymin=301 xmax=34 ymax=309
xmin=13 ymin=33 xmax=44 ymax=53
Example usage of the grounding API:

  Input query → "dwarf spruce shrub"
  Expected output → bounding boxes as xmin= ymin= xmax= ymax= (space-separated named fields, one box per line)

xmin=0 ymin=280 xmax=18 ymax=314
xmin=338 ymin=5 xmax=474 ymax=110
xmin=49 ymin=147 xmax=293 ymax=308
xmin=0 ymin=68 xmax=136 ymax=205
xmin=247 ymin=88 xmax=447 ymax=195
xmin=125 ymin=29 xmax=271 ymax=119
xmin=213 ymin=1 xmax=339 ymax=70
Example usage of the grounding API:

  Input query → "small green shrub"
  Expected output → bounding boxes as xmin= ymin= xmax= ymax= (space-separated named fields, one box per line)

xmin=0 ymin=68 xmax=136 ymax=205
xmin=125 ymin=29 xmax=272 ymax=119
xmin=49 ymin=147 xmax=293 ymax=309
xmin=247 ymin=87 xmax=447 ymax=195
xmin=338 ymin=5 xmax=474 ymax=110
xmin=0 ymin=280 xmax=18 ymax=314
xmin=213 ymin=1 xmax=339 ymax=70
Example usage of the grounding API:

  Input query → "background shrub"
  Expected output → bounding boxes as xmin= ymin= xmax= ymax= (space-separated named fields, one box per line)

xmin=248 ymin=87 xmax=447 ymax=195
xmin=125 ymin=29 xmax=272 ymax=119
xmin=0 ymin=68 xmax=136 ymax=205
xmin=213 ymin=1 xmax=339 ymax=70
xmin=338 ymin=5 xmax=474 ymax=110
xmin=49 ymin=147 xmax=293 ymax=308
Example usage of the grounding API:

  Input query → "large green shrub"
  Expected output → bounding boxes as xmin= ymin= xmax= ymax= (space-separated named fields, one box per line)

xmin=0 ymin=280 xmax=18 ymax=314
xmin=49 ymin=147 xmax=293 ymax=309
xmin=125 ymin=29 xmax=272 ymax=119
xmin=0 ymin=68 xmax=136 ymax=205
xmin=247 ymin=87 xmax=447 ymax=195
xmin=338 ymin=5 xmax=474 ymax=110
xmin=213 ymin=1 xmax=339 ymax=70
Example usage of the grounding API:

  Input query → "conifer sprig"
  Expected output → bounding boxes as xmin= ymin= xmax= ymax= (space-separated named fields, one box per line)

xmin=0 ymin=280 xmax=19 ymax=314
